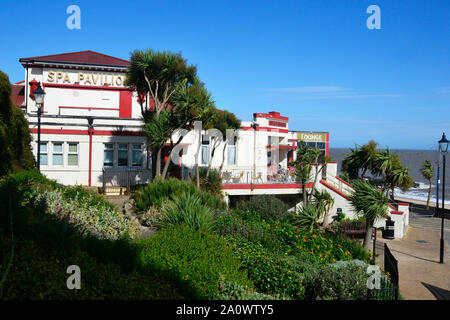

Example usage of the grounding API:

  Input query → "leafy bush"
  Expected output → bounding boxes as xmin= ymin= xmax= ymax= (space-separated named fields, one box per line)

xmin=157 ymin=192 xmax=215 ymax=231
xmin=303 ymin=262 xmax=370 ymax=300
xmin=133 ymin=177 xmax=226 ymax=214
xmin=0 ymin=170 xmax=137 ymax=240
xmin=214 ymin=211 xmax=280 ymax=251
xmin=217 ymin=281 xmax=277 ymax=300
xmin=198 ymin=167 xmax=223 ymax=198
xmin=0 ymin=71 xmax=35 ymax=177
xmin=0 ymin=227 xmax=186 ymax=300
xmin=235 ymin=195 xmax=288 ymax=222
xmin=267 ymin=220 xmax=369 ymax=264
xmin=294 ymin=205 xmax=321 ymax=232
xmin=228 ymin=237 xmax=309 ymax=299
xmin=33 ymin=185 xmax=137 ymax=240
xmin=135 ymin=224 xmax=252 ymax=299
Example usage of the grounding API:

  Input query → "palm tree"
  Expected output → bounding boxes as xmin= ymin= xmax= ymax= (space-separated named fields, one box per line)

xmin=349 ymin=180 xmax=389 ymax=250
xmin=420 ymin=160 xmax=434 ymax=209
xmin=313 ymin=189 xmax=335 ymax=230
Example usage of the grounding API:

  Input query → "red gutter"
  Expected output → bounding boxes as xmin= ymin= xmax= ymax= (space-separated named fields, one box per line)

xmin=319 ymin=180 xmax=350 ymax=200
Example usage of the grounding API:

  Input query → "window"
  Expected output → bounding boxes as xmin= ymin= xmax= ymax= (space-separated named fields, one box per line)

xmin=227 ymin=137 xmax=237 ymax=165
xmin=201 ymin=135 xmax=210 ymax=165
xmin=132 ymin=144 xmax=143 ymax=167
xmin=267 ymin=151 xmax=272 ymax=167
xmin=104 ymin=144 xmax=114 ymax=167
xmin=118 ymin=143 xmax=129 ymax=166
xmin=68 ymin=143 xmax=79 ymax=166
xmin=52 ymin=143 xmax=63 ymax=165
xmin=39 ymin=142 xmax=48 ymax=166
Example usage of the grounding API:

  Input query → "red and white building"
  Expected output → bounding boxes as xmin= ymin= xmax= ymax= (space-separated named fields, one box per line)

xmin=11 ymin=50 xmax=411 ymax=236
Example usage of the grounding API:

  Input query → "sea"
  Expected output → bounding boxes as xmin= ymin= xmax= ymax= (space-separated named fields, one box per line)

xmin=329 ymin=148 xmax=450 ymax=205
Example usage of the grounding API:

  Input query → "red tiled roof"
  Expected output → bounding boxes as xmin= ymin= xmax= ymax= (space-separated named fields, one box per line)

xmin=11 ymin=84 xmax=24 ymax=106
xmin=20 ymin=50 xmax=130 ymax=67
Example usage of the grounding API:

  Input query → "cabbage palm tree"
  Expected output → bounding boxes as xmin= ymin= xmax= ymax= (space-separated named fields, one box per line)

xmin=313 ymin=189 xmax=335 ymax=229
xmin=349 ymin=180 xmax=389 ymax=250
xmin=420 ymin=160 xmax=434 ymax=209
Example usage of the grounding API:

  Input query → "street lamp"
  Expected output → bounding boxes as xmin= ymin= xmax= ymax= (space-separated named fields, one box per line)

xmin=33 ymin=83 xmax=46 ymax=172
xmin=438 ymin=132 xmax=449 ymax=264
xmin=251 ymin=122 xmax=259 ymax=188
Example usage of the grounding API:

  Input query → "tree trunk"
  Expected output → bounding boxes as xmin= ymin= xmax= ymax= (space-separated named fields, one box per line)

xmin=161 ymin=136 xmax=184 ymax=179
xmin=426 ymin=180 xmax=431 ymax=210
xmin=155 ymin=148 xmax=162 ymax=177
xmin=322 ymin=207 xmax=330 ymax=230
xmin=363 ymin=225 xmax=373 ymax=251
xmin=195 ymin=135 xmax=202 ymax=188
xmin=219 ymin=139 xmax=229 ymax=174
xmin=302 ymin=184 xmax=308 ymax=208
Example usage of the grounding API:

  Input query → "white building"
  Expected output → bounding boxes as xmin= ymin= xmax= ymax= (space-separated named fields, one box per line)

xmin=11 ymin=50 xmax=409 ymax=237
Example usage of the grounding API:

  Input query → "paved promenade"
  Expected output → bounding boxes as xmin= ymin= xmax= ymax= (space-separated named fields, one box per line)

xmin=375 ymin=212 xmax=450 ymax=300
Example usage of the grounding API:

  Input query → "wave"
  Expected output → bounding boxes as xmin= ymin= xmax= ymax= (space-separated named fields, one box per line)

xmin=394 ymin=187 xmax=450 ymax=205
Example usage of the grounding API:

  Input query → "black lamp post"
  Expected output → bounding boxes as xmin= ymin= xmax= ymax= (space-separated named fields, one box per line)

xmin=438 ymin=132 xmax=449 ymax=264
xmin=33 ymin=83 xmax=46 ymax=172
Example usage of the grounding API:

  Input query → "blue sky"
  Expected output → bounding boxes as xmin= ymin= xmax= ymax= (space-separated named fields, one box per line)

xmin=1 ymin=0 xmax=449 ymax=149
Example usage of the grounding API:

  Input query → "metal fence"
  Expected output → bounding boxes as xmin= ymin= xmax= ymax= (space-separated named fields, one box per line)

xmin=367 ymin=243 xmax=399 ymax=300
xmin=102 ymin=168 xmax=152 ymax=194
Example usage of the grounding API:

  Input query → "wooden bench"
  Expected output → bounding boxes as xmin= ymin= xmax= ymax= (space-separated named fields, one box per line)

xmin=340 ymin=221 xmax=366 ymax=238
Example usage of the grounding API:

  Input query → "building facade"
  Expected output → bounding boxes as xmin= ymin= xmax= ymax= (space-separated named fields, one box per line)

xmin=11 ymin=50 xmax=409 ymax=238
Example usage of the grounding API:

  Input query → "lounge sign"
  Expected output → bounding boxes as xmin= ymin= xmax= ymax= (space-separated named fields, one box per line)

xmin=298 ymin=132 xmax=327 ymax=142
xmin=46 ymin=70 xmax=126 ymax=87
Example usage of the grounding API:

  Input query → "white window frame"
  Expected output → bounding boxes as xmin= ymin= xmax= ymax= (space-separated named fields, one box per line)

xmin=103 ymin=143 xmax=114 ymax=167
xmin=52 ymin=142 xmax=64 ymax=166
xmin=118 ymin=143 xmax=129 ymax=167
xmin=39 ymin=141 xmax=48 ymax=166
xmin=132 ymin=143 xmax=143 ymax=167
xmin=67 ymin=142 xmax=79 ymax=166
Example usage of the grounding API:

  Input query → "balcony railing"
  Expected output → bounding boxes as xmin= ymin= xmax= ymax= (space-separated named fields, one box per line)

xmin=221 ymin=167 xmax=299 ymax=184
xmin=102 ymin=168 xmax=152 ymax=194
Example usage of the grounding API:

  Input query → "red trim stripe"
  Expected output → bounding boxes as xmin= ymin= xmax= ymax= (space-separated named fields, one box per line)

xmin=223 ymin=182 xmax=313 ymax=190
xmin=59 ymin=106 xmax=119 ymax=111
xmin=390 ymin=211 xmax=404 ymax=215
xmin=242 ymin=126 xmax=289 ymax=133
xmin=30 ymin=128 xmax=145 ymax=136
xmin=44 ymin=82 xmax=134 ymax=91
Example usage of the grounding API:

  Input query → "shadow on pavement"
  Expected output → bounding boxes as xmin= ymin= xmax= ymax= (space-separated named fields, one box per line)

xmin=389 ymin=248 xmax=438 ymax=264
xmin=421 ymin=282 xmax=450 ymax=300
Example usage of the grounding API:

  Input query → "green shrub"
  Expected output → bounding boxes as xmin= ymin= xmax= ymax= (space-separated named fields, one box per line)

xmin=267 ymin=220 xmax=369 ymax=264
xmin=303 ymin=262 xmax=370 ymax=300
xmin=1 ymin=233 xmax=186 ymax=299
xmin=133 ymin=177 xmax=226 ymax=214
xmin=158 ymin=192 xmax=215 ymax=231
xmin=294 ymin=205 xmax=321 ymax=232
xmin=198 ymin=167 xmax=223 ymax=198
xmin=0 ymin=71 xmax=35 ymax=177
xmin=235 ymin=195 xmax=288 ymax=222
xmin=217 ymin=281 xmax=278 ymax=300
xmin=228 ymin=237 xmax=309 ymax=299
xmin=136 ymin=224 xmax=252 ymax=299
xmin=62 ymin=185 xmax=116 ymax=211
xmin=214 ymin=211 xmax=280 ymax=251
